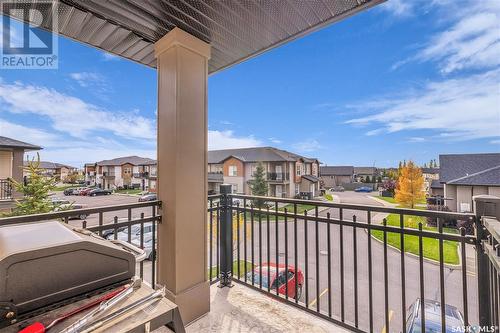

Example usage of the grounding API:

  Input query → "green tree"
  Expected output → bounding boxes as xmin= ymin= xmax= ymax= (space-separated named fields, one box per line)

xmin=9 ymin=154 xmax=58 ymax=216
xmin=365 ymin=175 xmax=371 ymax=183
xmin=247 ymin=162 xmax=268 ymax=208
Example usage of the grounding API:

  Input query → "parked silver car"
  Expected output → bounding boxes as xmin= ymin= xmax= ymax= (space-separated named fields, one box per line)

xmin=105 ymin=222 xmax=156 ymax=260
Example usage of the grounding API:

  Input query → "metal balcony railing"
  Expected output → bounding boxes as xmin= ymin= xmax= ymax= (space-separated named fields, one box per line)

xmin=266 ymin=172 xmax=289 ymax=181
xmin=1 ymin=191 xmax=498 ymax=332
xmin=0 ymin=179 xmax=12 ymax=200
xmin=214 ymin=187 xmax=499 ymax=333
xmin=0 ymin=201 xmax=161 ymax=287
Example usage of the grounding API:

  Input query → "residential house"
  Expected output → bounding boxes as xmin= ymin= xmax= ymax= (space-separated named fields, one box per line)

xmin=421 ymin=167 xmax=439 ymax=193
xmin=430 ymin=179 xmax=444 ymax=197
xmin=93 ymin=156 xmax=157 ymax=191
xmin=439 ymin=153 xmax=500 ymax=213
xmin=354 ymin=167 xmax=377 ymax=182
xmin=208 ymin=147 xmax=320 ymax=198
xmin=23 ymin=161 xmax=77 ymax=182
xmin=0 ymin=136 xmax=41 ymax=208
xmin=320 ymin=166 xmax=354 ymax=188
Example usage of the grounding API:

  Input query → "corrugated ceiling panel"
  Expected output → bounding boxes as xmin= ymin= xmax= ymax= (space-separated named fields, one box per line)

xmin=1 ymin=0 xmax=384 ymax=73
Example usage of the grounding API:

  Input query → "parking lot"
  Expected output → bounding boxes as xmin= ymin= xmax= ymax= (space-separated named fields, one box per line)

xmin=52 ymin=191 xmax=151 ymax=228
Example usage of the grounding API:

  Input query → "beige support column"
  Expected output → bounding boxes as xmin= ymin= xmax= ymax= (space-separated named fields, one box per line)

xmin=154 ymin=28 xmax=210 ymax=324
xmin=11 ymin=149 xmax=24 ymax=198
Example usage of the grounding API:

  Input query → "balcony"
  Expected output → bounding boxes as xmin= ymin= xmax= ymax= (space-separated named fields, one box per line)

xmin=267 ymin=172 xmax=289 ymax=182
xmin=0 ymin=193 xmax=499 ymax=332
xmin=0 ymin=179 xmax=12 ymax=200
xmin=102 ymin=171 xmax=115 ymax=178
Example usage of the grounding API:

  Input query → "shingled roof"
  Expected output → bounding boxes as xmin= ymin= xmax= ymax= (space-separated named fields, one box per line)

xmin=320 ymin=166 xmax=354 ymax=176
xmin=96 ymin=156 xmax=157 ymax=166
xmin=439 ymin=153 xmax=500 ymax=183
xmin=447 ymin=165 xmax=500 ymax=186
xmin=23 ymin=161 xmax=76 ymax=169
xmin=0 ymin=136 xmax=41 ymax=151
xmin=208 ymin=147 xmax=318 ymax=164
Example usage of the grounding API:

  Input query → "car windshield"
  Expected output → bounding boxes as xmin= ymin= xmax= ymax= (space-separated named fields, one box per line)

xmin=246 ymin=271 xmax=271 ymax=288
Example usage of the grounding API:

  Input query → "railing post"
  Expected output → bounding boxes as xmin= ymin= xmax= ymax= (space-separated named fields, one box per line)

xmin=473 ymin=196 xmax=492 ymax=327
xmin=219 ymin=184 xmax=233 ymax=287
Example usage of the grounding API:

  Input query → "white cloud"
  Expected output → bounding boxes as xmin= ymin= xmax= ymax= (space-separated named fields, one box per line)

xmin=102 ymin=52 xmax=119 ymax=61
xmin=491 ymin=139 xmax=500 ymax=145
xmin=379 ymin=0 xmax=414 ymax=17
xmin=269 ymin=137 xmax=282 ymax=144
xmin=346 ymin=69 xmax=500 ymax=142
xmin=392 ymin=1 xmax=500 ymax=73
xmin=69 ymin=72 xmax=105 ymax=88
xmin=408 ymin=137 xmax=426 ymax=143
xmin=208 ymin=130 xmax=261 ymax=150
xmin=292 ymin=139 xmax=322 ymax=152
xmin=0 ymin=79 xmax=155 ymax=140
xmin=0 ymin=119 xmax=61 ymax=147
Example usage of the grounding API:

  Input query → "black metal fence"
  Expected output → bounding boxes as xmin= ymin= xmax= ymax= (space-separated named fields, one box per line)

xmin=0 ymin=201 xmax=161 ymax=287
xmin=214 ymin=190 xmax=498 ymax=333
xmin=0 ymin=179 xmax=12 ymax=200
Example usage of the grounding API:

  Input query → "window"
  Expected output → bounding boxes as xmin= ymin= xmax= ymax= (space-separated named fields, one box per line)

xmin=295 ymin=184 xmax=299 ymax=194
xmin=296 ymin=165 xmax=301 ymax=176
xmin=228 ymin=165 xmax=238 ymax=176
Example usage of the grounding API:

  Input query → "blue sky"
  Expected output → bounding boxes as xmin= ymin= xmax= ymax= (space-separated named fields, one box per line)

xmin=0 ymin=0 xmax=499 ymax=168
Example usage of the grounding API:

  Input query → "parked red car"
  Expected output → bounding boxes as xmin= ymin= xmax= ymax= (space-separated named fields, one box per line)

xmin=80 ymin=187 xmax=97 ymax=196
xmin=246 ymin=263 xmax=304 ymax=299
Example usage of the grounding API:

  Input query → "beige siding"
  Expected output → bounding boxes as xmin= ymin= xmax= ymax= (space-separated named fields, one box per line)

xmin=488 ymin=186 xmax=500 ymax=197
xmin=0 ymin=150 xmax=13 ymax=179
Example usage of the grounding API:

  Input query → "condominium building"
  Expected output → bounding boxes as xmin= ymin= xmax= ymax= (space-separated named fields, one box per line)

xmin=208 ymin=147 xmax=320 ymax=198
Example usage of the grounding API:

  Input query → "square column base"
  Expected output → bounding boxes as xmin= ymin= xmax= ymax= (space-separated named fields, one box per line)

xmin=164 ymin=281 xmax=210 ymax=324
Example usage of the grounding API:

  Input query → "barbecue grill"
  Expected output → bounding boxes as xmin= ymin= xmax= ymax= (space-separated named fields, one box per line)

xmin=0 ymin=221 xmax=144 ymax=328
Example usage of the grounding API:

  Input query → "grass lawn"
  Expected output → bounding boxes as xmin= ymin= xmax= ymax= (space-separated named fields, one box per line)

xmin=114 ymin=189 xmax=143 ymax=195
xmin=209 ymin=260 xmax=254 ymax=279
xmin=376 ymin=195 xmax=426 ymax=205
xmin=376 ymin=195 xmax=397 ymax=204
xmin=371 ymin=213 xmax=459 ymax=265
xmin=324 ymin=194 xmax=334 ymax=201
xmin=280 ymin=203 xmax=316 ymax=214
xmin=53 ymin=184 xmax=83 ymax=191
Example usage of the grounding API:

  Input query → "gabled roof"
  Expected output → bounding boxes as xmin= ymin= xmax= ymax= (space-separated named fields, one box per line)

xmin=430 ymin=179 xmax=444 ymax=189
xmin=447 ymin=165 xmax=500 ymax=186
xmin=354 ymin=167 xmax=377 ymax=175
xmin=421 ymin=167 xmax=439 ymax=174
xmin=0 ymin=136 xmax=41 ymax=151
xmin=320 ymin=166 xmax=354 ymax=176
xmin=23 ymin=161 xmax=76 ymax=169
xmin=96 ymin=156 xmax=157 ymax=166
xmin=301 ymin=174 xmax=320 ymax=183
xmin=208 ymin=147 xmax=318 ymax=164
xmin=439 ymin=153 xmax=500 ymax=183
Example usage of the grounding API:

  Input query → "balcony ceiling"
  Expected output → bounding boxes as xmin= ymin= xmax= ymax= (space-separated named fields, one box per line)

xmin=2 ymin=0 xmax=383 ymax=74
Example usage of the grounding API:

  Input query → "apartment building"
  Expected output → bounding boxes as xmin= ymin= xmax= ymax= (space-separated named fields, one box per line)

xmin=86 ymin=156 xmax=157 ymax=191
xmin=23 ymin=161 xmax=77 ymax=182
xmin=421 ymin=167 xmax=439 ymax=193
xmin=208 ymin=147 xmax=320 ymax=198
xmin=439 ymin=153 xmax=500 ymax=213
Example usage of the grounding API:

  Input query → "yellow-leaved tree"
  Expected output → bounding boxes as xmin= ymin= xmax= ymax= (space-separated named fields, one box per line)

xmin=395 ymin=160 xmax=425 ymax=209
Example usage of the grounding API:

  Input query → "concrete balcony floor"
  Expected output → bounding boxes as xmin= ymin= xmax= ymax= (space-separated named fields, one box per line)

xmin=157 ymin=282 xmax=349 ymax=332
